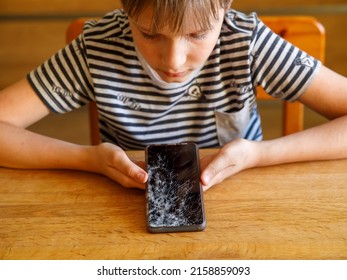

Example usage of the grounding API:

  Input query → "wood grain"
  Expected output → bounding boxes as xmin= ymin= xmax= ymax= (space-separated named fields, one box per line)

xmin=1 ymin=150 xmax=346 ymax=259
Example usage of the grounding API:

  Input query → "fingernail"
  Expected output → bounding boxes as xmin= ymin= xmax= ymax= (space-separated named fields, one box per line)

xmin=202 ymin=173 xmax=210 ymax=186
xmin=137 ymin=172 xmax=147 ymax=183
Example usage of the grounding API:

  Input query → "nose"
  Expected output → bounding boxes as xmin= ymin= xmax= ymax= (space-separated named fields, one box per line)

xmin=161 ymin=38 xmax=187 ymax=71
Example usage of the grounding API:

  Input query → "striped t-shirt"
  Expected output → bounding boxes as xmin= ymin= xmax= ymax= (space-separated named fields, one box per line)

xmin=28 ymin=9 xmax=320 ymax=150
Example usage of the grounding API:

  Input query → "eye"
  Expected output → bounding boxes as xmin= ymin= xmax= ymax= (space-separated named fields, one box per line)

xmin=189 ymin=32 xmax=208 ymax=40
xmin=141 ymin=32 xmax=160 ymax=40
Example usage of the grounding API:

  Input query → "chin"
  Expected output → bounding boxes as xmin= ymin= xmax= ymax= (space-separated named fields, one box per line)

xmin=161 ymin=76 xmax=189 ymax=83
xmin=158 ymin=72 xmax=191 ymax=83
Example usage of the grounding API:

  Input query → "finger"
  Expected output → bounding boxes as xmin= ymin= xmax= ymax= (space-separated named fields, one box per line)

xmin=110 ymin=149 xmax=148 ymax=183
xmin=134 ymin=161 xmax=146 ymax=171
xmin=202 ymin=166 xmax=236 ymax=191
xmin=200 ymin=149 xmax=236 ymax=186
xmin=106 ymin=166 xmax=146 ymax=189
xmin=199 ymin=154 xmax=215 ymax=172
xmin=199 ymin=155 xmax=216 ymax=191
xmin=122 ymin=159 xmax=148 ymax=183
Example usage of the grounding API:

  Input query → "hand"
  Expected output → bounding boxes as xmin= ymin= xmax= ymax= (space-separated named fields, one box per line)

xmin=92 ymin=143 xmax=148 ymax=189
xmin=200 ymin=139 xmax=257 ymax=191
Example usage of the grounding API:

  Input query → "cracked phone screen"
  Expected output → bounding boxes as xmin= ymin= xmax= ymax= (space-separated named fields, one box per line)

xmin=146 ymin=143 xmax=205 ymax=232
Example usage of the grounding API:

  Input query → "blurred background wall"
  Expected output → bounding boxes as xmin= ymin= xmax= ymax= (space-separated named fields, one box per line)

xmin=0 ymin=0 xmax=346 ymax=142
xmin=1 ymin=0 xmax=346 ymax=88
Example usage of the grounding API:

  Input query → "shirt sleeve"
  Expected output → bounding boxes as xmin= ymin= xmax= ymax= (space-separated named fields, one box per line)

xmin=27 ymin=32 xmax=95 ymax=114
xmin=250 ymin=17 xmax=321 ymax=102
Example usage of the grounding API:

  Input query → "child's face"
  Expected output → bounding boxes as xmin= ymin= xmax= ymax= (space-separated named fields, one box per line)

xmin=129 ymin=6 xmax=225 ymax=83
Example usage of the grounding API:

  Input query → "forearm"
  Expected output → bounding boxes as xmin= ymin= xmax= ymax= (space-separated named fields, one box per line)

xmin=201 ymin=116 xmax=347 ymax=189
xmin=253 ymin=115 xmax=347 ymax=167
xmin=0 ymin=121 xmax=95 ymax=172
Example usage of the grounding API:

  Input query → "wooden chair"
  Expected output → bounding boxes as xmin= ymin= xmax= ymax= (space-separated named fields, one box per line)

xmin=257 ymin=16 xmax=325 ymax=136
xmin=66 ymin=16 xmax=325 ymax=145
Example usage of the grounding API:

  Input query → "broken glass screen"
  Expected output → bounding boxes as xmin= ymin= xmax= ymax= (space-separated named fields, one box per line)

xmin=146 ymin=143 xmax=206 ymax=233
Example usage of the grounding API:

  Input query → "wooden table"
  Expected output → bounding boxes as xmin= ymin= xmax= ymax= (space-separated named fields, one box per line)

xmin=1 ymin=150 xmax=346 ymax=260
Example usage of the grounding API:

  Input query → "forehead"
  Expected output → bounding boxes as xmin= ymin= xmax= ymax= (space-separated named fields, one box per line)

xmin=131 ymin=4 xmax=222 ymax=35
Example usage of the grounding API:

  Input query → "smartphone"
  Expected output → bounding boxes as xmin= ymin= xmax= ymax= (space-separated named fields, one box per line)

xmin=145 ymin=143 xmax=206 ymax=233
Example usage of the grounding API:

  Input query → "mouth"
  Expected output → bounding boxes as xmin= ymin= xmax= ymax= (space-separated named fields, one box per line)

xmin=162 ymin=71 xmax=187 ymax=78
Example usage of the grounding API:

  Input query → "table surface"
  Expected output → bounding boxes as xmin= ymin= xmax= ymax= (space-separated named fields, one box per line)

xmin=1 ymin=149 xmax=346 ymax=260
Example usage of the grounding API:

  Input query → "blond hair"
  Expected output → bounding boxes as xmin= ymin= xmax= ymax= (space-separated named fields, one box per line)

xmin=121 ymin=0 xmax=232 ymax=34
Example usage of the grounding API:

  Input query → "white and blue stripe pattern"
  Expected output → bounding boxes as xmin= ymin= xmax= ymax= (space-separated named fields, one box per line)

xmin=28 ymin=9 xmax=320 ymax=149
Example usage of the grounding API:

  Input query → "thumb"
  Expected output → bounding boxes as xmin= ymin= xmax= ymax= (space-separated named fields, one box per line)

xmin=201 ymin=151 xmax=236 ymax=187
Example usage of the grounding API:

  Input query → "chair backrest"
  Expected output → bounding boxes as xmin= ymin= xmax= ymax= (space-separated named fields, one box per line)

xmin=258 ymin=16 xmax=325 ymax=136
xmin=66 ymin=18 xmax=101 ymax=145
xmin=66 ymin=16 xmax=325 ymax=145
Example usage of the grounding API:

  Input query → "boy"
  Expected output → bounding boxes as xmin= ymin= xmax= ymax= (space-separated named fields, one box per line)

xmin=1 ymin=0 xmax=347 ymax=190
